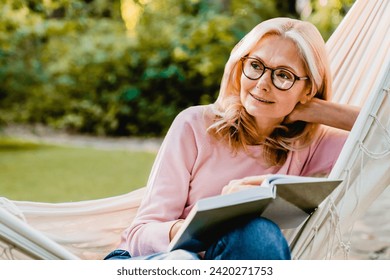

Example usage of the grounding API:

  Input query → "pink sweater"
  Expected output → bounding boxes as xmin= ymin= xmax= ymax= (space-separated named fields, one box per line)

xmin=119 ymin=105 xmax=348 ymax=256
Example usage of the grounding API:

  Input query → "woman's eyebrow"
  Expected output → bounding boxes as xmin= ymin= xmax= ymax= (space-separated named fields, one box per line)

xmin=250 ymin=55 xmax=299 ymax=73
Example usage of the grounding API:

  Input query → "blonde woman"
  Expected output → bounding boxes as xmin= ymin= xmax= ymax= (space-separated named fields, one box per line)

xmin=105 ymin=17 xmax=360 ymax=260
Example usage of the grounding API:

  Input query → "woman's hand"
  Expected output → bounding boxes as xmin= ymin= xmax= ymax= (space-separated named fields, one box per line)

xmin=285 ymin=98 xmax=360 ymax=131
xmin=221 ymin=175 xmax=269 ymax=195
xmin=169 ymin=220 xmax=184 ymax=241
xmin=284 ymin=100 xmax=311 ymax=124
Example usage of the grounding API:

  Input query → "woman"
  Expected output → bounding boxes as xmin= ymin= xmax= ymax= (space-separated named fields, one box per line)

xmin=105 ymin=17 xmax=360 ymax=260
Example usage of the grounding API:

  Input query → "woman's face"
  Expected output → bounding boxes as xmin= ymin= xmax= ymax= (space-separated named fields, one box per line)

xmin=240 ymin=35 xmax=310 ymax=131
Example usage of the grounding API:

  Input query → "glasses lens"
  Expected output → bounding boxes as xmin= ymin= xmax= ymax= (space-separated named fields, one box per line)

xmin=241 ymin=57 xmax=299 ymax=90
xmin=243 ymin=58 xmax=264 ymax=79
xmin=273 ymin=69 xmax=295 ymax=90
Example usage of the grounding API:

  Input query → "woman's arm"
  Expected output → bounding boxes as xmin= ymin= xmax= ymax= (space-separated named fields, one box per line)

xmin=120 ymin=108 xmax=200 ymax=256
xmin=286 ymin=98 xmax=361 ymax=131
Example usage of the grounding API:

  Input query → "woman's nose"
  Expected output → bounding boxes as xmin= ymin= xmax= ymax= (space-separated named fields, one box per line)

xmin=256 ymin=69 xmax=273 ymax=90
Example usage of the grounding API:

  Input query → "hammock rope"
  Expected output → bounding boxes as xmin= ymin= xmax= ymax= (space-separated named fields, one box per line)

xmin=291 ymin=77 xmax=390 ymax=259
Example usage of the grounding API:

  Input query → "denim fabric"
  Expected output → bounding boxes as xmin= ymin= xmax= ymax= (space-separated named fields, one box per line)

xmin=204 ymin=217 xmax=291 ymax=260
xmin=104 ymin=249 xmax=132 ymax=260
xmin=104 ymin=217 xmax=290 ymax=260
xmin=104 ymin=249 xmax=200 ymax=260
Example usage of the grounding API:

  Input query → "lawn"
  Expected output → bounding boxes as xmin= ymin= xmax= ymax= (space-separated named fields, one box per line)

xmin=0 ymin=137 xmax=157 ymax=202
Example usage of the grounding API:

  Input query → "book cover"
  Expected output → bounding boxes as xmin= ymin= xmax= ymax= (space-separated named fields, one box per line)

xmin=168 ymin=175 xmax=342 ymax=252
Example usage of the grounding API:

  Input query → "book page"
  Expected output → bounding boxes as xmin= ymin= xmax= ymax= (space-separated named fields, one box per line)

xmin=275 ymin=181 xmax=340 ymax=214
xmin=261 ymin=197 xmax=310 ymax=229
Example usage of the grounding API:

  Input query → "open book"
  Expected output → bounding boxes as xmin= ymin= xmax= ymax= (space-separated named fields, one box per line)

xmin=168 ymin=175 xmax=342 ymax=252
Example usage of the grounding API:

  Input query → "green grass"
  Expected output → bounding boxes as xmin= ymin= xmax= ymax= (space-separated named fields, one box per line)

xmin=0 ymin=137 xmax=157 ymax=202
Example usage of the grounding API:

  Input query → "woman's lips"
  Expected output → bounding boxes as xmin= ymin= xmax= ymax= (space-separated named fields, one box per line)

xmin=249 ymin=92 xmax=274 ymax=104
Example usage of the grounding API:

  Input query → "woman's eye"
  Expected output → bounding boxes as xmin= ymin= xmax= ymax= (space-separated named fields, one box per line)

xmin=250 ymin=62 xmax=262 ymax=70
xmin=276 ymin=70 xmax=293 ymax=80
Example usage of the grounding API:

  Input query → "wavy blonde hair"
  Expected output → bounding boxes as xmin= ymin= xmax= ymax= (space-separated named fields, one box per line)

xmin=208 ymin=17 xmax=332 ymax=166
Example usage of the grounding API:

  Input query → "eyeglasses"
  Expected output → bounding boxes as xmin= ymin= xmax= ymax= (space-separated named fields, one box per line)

xmin=240 ymin=57 xmax=309 ymax=90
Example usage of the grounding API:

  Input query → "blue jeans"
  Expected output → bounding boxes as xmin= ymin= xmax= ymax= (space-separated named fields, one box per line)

xmin=104 ymin=248 xmax=201 ymax=260
xmin=104 ymin=218 xmax=291 ymax=260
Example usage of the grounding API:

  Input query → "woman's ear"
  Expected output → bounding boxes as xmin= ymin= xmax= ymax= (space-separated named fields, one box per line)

xmin=300 ymin=82 xmax=313 ymax=104
xmin=299 ymin=91 xmax=312 ymax=104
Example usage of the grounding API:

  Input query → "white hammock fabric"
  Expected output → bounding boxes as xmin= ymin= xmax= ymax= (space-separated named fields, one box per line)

xmin=289 ymin=0 xmax=390 ymax=259
xmin=1 ymin=0 xmax=389 ymax=260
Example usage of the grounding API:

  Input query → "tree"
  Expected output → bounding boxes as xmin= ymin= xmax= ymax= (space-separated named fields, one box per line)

xmin=0 ymin=0 xmax=355 ymax=136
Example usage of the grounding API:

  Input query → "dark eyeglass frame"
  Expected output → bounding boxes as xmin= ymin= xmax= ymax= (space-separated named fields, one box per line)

xmin=240 ymin=56 xmax=309 ymax=91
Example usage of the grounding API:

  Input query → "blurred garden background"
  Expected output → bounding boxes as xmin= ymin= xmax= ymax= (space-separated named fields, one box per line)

xmin=0 ymin=0 xmax=354 ymax=202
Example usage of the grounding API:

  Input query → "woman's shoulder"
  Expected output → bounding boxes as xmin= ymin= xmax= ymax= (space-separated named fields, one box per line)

xmin=307 ymin=125 xmax=349 ymax=158
xmin=315 ymin=125 xmax=349 ymax=142
xmin=174 ymin=104 xmax=215 ymax=126
xmin=177 ymin=104 xmax=213 ymax=117
xmin=165 ymin=104 xmax=217 ymax=151
xmin=292 ymin=126 xmax=349 ymax=176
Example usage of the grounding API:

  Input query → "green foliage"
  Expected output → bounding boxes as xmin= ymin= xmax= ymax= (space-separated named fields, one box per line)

xmin=0 ymin=0 xmax=354 ymax=136
xmin=303 ymin=0 xmax=355 ymax=40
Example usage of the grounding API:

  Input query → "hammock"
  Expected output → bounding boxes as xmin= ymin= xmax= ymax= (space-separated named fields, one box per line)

xmin=0 ymin=0 xmax=389 ymax=260
xmin=289 ymin=0 xmax=390 ymax=259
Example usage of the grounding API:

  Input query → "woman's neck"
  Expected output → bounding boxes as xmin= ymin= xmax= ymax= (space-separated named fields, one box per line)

xmin=254 ymin=118 xmax=283 ymax=141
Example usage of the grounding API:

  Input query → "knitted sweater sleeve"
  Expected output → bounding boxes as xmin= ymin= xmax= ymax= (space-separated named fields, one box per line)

xmin=119 ymin=107 xmax=201 ymax=256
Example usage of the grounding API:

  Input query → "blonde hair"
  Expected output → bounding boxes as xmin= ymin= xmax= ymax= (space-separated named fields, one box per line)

xmin=208 ymin=17 xmax=332 ymax=166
